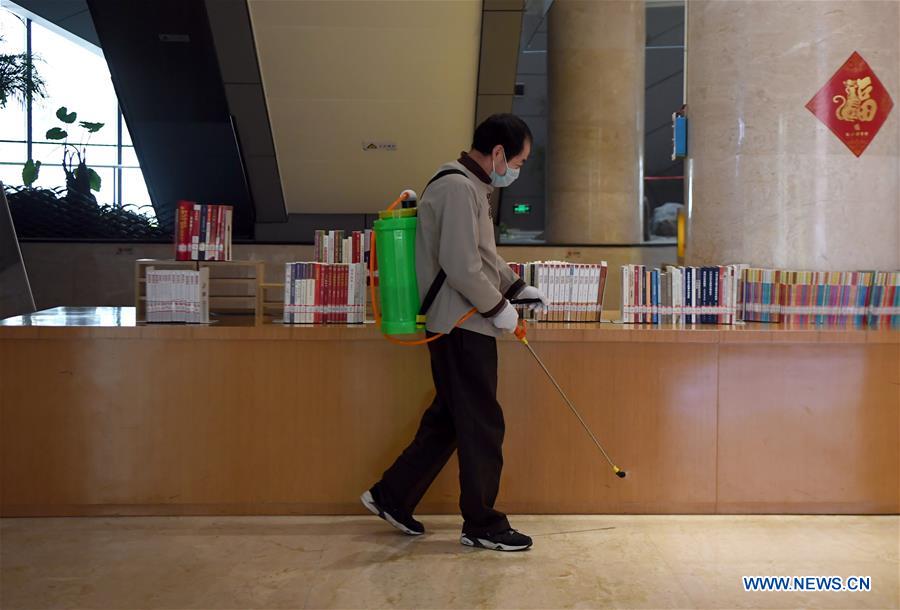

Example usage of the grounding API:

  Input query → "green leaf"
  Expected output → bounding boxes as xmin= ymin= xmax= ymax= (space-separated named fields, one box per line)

xmin=88 ymin=168 xmax=101 ymax=192
xmin=22 ymin=159 xmax=41 ymax=186
xmin=79 ymin=121 xmax=105 ymax=133
xmin=55 ymin=106 xmax=77 ymax=123
xmin=76 ymin=166 xmax=102 ymax=192
xmin=46 ymin=127 xmax=68 ymax=140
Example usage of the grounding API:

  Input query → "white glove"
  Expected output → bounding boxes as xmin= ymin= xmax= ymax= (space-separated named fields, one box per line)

xmin=491 ymin=301 xmax=519 ymax=333
xmin=518 ymin=285 xmax=549 ymax=311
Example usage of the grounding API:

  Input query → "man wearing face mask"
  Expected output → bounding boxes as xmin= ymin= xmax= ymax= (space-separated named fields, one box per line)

xmin=361 ymin=114 xmax=548 ymax=552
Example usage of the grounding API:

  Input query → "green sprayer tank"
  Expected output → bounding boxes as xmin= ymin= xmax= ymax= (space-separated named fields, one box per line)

xmin=373 ymin=207 xmax=419 ymax=335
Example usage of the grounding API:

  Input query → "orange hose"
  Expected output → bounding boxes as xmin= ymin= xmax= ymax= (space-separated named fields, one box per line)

xmin=369 ymin=231 xmax=477 ymax=346
xmin=386 ymin=191 xmax=409 ymax=212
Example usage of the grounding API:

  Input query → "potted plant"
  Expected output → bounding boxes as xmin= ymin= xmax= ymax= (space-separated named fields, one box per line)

xmin=0 ymin=33 xmax=45 ymax=109
xmin=22 ymin=106 xmax=104 ymax=200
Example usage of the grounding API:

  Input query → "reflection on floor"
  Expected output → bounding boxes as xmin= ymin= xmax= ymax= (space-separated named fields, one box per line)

xmin=1 ymin=514 xmax=897 ymax=609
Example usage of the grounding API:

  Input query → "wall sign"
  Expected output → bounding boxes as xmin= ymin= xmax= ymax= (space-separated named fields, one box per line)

xmin=362 ymin=141 xmax=397 ymax=152
xmin=805 ymin=51 xmax=893 ymax=157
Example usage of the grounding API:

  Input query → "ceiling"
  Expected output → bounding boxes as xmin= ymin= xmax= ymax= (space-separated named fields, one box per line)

xmin=247 ymin=0 xmax=483 ymax=214
xmin=4 ymin=0 xmax=99 ymax=47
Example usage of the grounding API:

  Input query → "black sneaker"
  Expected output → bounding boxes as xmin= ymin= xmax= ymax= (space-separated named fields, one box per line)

xmin=460 ymin=528 xmax=532 ymax=552
xmin=360 ymin=488 xmax=424 ymax=536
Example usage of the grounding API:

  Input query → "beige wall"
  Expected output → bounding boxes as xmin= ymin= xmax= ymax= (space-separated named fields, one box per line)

xmin=248 ymin=0 xmax=483 ymax=215
xmin=18 ymin=242 xmax=676 ymax=314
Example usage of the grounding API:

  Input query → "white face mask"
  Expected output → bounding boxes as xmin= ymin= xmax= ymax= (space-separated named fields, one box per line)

xmin=490 ymin=148 xmax=519 ymax=188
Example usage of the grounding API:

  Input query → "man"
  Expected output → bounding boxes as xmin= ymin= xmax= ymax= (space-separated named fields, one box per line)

xmin=361 ymin=114 xmax=547 ymax=552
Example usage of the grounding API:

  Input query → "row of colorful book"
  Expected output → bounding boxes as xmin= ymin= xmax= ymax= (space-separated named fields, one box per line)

xmin=620 ymin=265 xmax=745 ymax=324
xmin=174 ymin=201 xmax=234 ymax=261
xmin=283 ymin=262 xmax=367 ymax=324
xmin=507 ymin=261 xmax=608 ymax=322
xmin=621 ymin=265 xmax=900 ymax=326
xmin=314 ymin=229 xmax=373 ymax=267
xmin=868 ymin=271 xmax=900 ymax=326
xmin=146 ymin=268 xmax=210 ymax=323
xmin=741 ymin=268 xmax=900 ymax=325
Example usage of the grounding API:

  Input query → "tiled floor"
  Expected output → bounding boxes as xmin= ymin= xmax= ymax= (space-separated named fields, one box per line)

xmin=1 ymin=515 xmax=897 ymax=609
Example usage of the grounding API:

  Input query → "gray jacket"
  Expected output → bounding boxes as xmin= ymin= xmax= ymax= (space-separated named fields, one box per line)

xmin=416 ymin=157 xmax=525 ymax=337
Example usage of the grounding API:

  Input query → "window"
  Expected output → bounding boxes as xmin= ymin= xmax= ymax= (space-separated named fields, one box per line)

xmin=0 ymin=8 xmax=27 ymax=186
xmin=0 ymin=8 xmax=151 ymax=214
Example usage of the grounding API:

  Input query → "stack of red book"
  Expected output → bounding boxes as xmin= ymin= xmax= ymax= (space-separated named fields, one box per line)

xmin=174 ymin=200 xmax=233 ymax=261
xmin=283 ymin=262 xmax=367 ymax=325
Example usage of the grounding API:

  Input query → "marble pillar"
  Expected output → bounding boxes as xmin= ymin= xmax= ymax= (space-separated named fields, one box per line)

xmin=685 ymin=0 xmax=900 ymax=270
xmin=546 ymin=0 xmax=645 ymax=244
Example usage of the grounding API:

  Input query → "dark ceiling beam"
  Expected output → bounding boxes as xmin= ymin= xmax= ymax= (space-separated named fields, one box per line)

xmin=204 ymin=0 xmax=286 ymax=224
xmin=86 ymin=0 xmax=260 ymax=237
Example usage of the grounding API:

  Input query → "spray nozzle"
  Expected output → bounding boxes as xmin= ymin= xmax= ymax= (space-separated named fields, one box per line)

xmin=514 ymin=319 xmax=528 ymax=344
xmin=386 ymin=189 xmax=419 ymax=212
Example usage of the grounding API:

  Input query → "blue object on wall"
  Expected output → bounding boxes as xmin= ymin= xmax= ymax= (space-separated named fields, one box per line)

xmin=672 ymin=115 xmax=687 ymax=159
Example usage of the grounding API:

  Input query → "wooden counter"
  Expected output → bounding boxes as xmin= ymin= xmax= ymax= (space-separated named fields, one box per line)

xmin=1 ymin=307 xmax=897 ymax=516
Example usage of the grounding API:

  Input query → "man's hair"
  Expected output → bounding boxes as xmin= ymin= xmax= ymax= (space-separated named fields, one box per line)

xmin=471 ymin=113 xmax=533 ymax=159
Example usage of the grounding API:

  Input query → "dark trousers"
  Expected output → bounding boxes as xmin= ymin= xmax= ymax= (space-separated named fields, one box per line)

xmin=376 ymin=328 xmax=510 ymax=536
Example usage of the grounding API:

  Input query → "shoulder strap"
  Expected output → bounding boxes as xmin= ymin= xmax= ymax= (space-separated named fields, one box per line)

xmin=425 ymin=168 xmax=466 ymax=190
xmin=416 ymin=168 xmax=468 ymax=328
xmin=417 ymin=269 xmax=446 ymax=326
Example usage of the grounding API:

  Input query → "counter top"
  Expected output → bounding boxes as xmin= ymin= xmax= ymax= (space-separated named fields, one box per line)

xmin=2 ymin=307 xmax=897 ymax=344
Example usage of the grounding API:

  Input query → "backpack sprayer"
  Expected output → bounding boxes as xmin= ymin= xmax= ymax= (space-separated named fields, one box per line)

xmin=368 ymin=189 xmax=471 ymax=346
xmin=370 ymin=188 xmax=626 ymax=479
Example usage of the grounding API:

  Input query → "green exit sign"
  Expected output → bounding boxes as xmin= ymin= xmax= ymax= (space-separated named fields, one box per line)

xmin=512 ymin=203 xmax=532 ymax=215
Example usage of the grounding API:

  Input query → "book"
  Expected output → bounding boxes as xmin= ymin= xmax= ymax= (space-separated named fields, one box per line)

xmin=207 ymin=205 xmax=214 ymax=261
xmin=146 ymin=268 xmax=209 ymax=324
xmin=224 ymin=207 xmax=233 ymax=260
xmin=283 ymin=261 xmax=368 ymax=325
xmin=212 ymin=205 xmax=221 ymax=261
xmin=506 ymin=260 xmax=609 ymax=323
xmin=284 ymin=260 xmax=293 ymax=324
xmin=199 ymin=205 xmax=207 ymax=261
xmin=206 ymin=205 xmax=215 ymax=261
xmin=191 ymin=204 xmax=200 ymax=260
xmin=314 ymin=228 xmax=375 ymax=291
xmin=175 ymin=201 xmax=193 ymax=260
xmin=348 ymin=263 xmax=357 ymax=324
xmin=173 ymin=203 xmax=234 ymax=262
xmin=740 ymin=267 xmax=898 ymax=326
xmin=620 ymin=264 xmax=746 ymax=325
